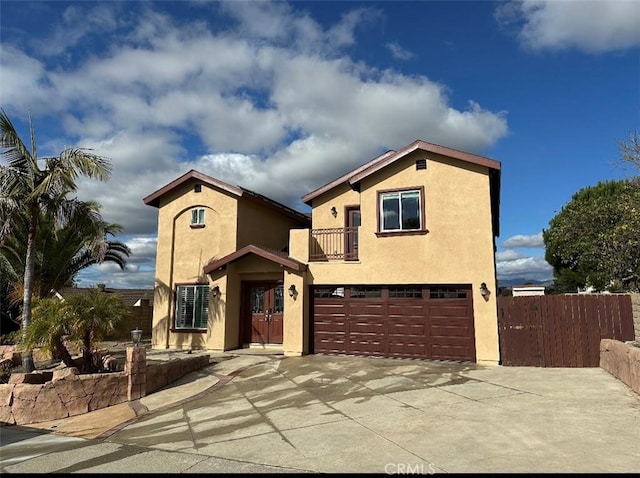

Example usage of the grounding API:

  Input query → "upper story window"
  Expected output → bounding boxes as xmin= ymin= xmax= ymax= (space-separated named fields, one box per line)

xmin=191 ymin=207 xmax=205 ymax=227
xmin=175 ymin=284 xmax=209 ymax=330
xmin=378 ymin=187 xmax=425 ymax=234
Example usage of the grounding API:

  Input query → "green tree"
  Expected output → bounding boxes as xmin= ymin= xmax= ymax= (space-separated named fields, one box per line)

xmin=0 ymin=109 xmax=112 ymax=371
xmin=1 ymin=202 xmax=130 ymax=296
xmin=22 ymin=288 xmax=131 ymax=373
xmin=66 ymin=287 xmax=131 ymax=373
xmin=543 ymin=179 xmax=640 ymax=293
xmin=22 ymin=296 xmax=76 ymax=368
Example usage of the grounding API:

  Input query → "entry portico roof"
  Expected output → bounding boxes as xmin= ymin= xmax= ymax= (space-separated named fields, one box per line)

xmin=203 ymin=244 xmax=308 ymax=274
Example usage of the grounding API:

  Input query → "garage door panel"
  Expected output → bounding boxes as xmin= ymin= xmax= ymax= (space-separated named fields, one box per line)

xmin=314 ymin=304 xmax=346 ymax=314
xmin=388 ymin=346 xmax=427 ymax=359
xmin=313 ymin=285 xmax=475 ymax=362
xmin=388 ymin=303 xmax=425 ymax=314
xmin=431 ymin=344 xmax=474 ymax=362
xmin=431 ymin=324 xmax=473 ymax=337
xmin=432 ymin=335 xmax=474 ymax=345
xmin=349 ymin=338 xmax=385 ymax=355
xmin=429 ymin=306 xmax=471 ymax=318
xmin=315 ymin=324 xmax=348 ymax=336
xmin=349 ymin=319 xmax=384 ymax=333
xmin=348 ymin=304 xmax=384 ymax=317
xmin=388 ymin=323 xmax=426 ymax=336
xmin=315 ymin=339 xmax=347 ymax=354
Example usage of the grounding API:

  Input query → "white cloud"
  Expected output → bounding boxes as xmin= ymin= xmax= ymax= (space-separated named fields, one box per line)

xmin=495 ymin=0 xmax=640 ymax=53
xmin=33 ymin=3 xmax=120 ymax=57
xmin=497 ymin=255 xmax=553 ymax=281
xmin=2 ymin=2 xmax=510 ymax=289
xmin=386 ymin=42 xmax=415 ymax=60
xmin=502 ymin=232 xmax=545 ymax=248
xmin=496 ymin=249 xmax=526 ymax=262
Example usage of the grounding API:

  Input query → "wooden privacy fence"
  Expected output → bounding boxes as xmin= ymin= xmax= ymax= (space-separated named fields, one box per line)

xmin=498 ymin=294 xmax=634 ymax=367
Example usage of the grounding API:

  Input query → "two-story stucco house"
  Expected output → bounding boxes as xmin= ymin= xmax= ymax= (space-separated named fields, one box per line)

xmin=144 ymin=139 xmax=502 ymax=365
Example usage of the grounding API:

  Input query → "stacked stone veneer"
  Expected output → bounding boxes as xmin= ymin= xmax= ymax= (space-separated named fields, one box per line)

xmin=600 ymin=339 xmax=640 ymax=395
xmin=0 ymin=347 xmax=210 ymax=426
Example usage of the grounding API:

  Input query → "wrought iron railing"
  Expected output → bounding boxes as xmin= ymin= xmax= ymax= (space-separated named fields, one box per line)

xmin=309 ymin=227 xmax=359 ymax=261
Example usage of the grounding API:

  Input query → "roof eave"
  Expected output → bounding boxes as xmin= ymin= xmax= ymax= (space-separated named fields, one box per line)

xmin=203 ymin=245 xmax=308 ymax=275
xmin=143 ymin=170 xmax=243 ymax=208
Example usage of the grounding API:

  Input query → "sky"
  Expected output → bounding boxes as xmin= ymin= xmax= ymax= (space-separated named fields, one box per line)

xmin=1 ymin=0 xmax=638 ymax=290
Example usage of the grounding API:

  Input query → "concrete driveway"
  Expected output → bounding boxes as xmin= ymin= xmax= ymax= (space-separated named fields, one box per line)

xmin=2 ymin=353 xmax=640 ymax=473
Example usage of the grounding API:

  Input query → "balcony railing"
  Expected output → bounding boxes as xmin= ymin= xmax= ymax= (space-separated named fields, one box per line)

xmin=309 ymin=227 xmax=359 ymax=261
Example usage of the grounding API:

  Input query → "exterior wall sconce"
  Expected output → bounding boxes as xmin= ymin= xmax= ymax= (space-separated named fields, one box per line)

xmin=131 ymin=327 xmax=142 ymax=346
xmin=331 ymin=206 xmax=337 ymax=217
xmin=212 ymin=285 xmax=220 ymax=299
xmin=288 ymin=284 xmax=297 ymax=298
xmin=480 ymin=282 xmax=490 ymax=299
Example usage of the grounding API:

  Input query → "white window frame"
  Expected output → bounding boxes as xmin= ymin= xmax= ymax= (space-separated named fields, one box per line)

xmin=379 ymin=188 xmax=423 ymax=232
xmin=191 ymin=207 xmax=205 ymax=226
xmin=175 ymin=285 xmax=209 ymax=330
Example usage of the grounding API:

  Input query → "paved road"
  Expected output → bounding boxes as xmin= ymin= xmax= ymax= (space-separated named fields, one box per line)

xmin=2 ymin=353 xmax=640 ymax=473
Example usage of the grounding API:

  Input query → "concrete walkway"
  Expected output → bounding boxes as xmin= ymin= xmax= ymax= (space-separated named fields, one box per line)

xmin=2 ymin=353 xmax=640 ymax=473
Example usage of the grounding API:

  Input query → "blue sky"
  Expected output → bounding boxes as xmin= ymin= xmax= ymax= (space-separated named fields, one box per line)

xmin=1 ymin=0 xmax=638 ymax=289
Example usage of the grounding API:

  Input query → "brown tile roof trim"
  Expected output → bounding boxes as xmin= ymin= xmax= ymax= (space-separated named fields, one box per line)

xmin=143 ymin=170 xmax=310 ymax=225
xmin=203 ymin=244 xmax=308 ymax=275
xmin=302 ymin=139 xmax=501 ymax=205
xmin=143 ymin=170 xmax=242 ymax=207
xmin=301 ymin=149 xmax=397 ymax=204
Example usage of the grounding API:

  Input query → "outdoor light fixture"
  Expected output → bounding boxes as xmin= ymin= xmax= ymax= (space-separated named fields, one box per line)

xmin=288 ymin=284 xmax=297 ymax=298
xmin=331 ymin=206 xmax=337 ymax=217
xmin=131 ymin=327 xmax=142 ymax=346
xmin=212 ymin=285 xmax=220 ymax=299
xmin=480 ymin=282 xmax=490 ymax=298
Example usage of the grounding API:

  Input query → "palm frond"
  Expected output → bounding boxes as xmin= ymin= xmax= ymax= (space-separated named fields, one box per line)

xmin=0 ymin=108 xmax=37 ymax=172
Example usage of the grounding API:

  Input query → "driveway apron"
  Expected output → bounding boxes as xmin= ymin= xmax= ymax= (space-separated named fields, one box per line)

xmin=3 ymin=354 xmax=640 ymax=473
xmin=109 ymin=355 xmax=640 ymax=473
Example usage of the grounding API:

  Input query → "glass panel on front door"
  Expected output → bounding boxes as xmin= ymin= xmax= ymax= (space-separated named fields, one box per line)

xmin=274 ymin=285 xmax=284 ymax=314
xmin=250 ymin=287 xmax=264 ymax=313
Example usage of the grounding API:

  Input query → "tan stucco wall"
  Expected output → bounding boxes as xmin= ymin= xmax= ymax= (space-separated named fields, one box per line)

xmin=295 ymin=151 xmax=500 ymax=365
xmin=151 ymin=180 xmax=239 ymax=350
xmin=150 ymin=176 xmax=311 ymax=352
xmin=283 ymin=269 xmax=309 ymax=356
xmin=237 ymin=198 xmax=308 ymax=250
xmin=311 ymin=183 xmax=361 ymax=229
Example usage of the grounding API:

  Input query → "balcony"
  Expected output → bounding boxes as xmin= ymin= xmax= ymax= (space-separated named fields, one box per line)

xmin=309 ymin=227 xmax=359 ymax=261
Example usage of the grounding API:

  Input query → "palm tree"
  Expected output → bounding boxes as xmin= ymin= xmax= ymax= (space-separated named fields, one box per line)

xmin=2 ymin=202 xmax=131 ymax=293
xmin=21 ymin=296 xmax=76 ymax=368
xmin=0 ymin=109 xmax=112 ymax=372
xmin=0 ymin=203 xmax=131 ymax=340
xmin=65 ymin=287 xmax=131 ymax=373
xmin=22 ymin=289 xmax=131 ymax=373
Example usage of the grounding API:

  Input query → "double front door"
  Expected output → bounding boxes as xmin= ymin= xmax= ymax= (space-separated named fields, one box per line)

xmin=243 ymin=282 xmax=284 ymax=345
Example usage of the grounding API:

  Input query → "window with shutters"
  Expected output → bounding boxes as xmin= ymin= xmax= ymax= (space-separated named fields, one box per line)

xmin=175 ymin=285 xmax=209 ymax=330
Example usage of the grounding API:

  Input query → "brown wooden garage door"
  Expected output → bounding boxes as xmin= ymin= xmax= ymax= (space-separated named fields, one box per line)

xmin=312 ymin=285 xmax=476 ymax=362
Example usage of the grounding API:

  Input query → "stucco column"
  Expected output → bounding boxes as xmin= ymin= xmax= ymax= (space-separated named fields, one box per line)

xmin=283 ymin=270 xmax=306 ymax=356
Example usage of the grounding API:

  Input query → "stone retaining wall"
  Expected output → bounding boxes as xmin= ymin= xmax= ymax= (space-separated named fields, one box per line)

xmin=600 ymin=339 xmax=640 ymax=395
xmin=0 ymin=347 xmax=210 ymax=426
